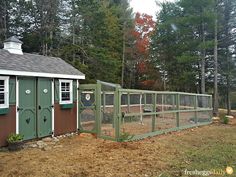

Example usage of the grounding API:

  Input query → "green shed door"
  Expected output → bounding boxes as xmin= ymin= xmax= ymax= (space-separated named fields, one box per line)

xmin=37 ymin=78 xmax=52 ymax=138
xmin=19 ymin=78 xmax=37 ymax=140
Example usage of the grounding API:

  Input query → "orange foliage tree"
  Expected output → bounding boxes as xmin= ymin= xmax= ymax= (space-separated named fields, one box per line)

xmin=132 ymin=12 xmax=161 ymax=90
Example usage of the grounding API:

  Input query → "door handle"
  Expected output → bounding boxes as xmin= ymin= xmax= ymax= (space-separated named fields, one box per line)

xmin=38 ymin=105 xmax=41 ymax=110
xmin=17 ymin=107 xmax=23 ymax=111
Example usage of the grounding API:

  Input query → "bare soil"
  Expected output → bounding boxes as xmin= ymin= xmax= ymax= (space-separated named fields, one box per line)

xmin=0 ymin=119 xmax=235 ymax=177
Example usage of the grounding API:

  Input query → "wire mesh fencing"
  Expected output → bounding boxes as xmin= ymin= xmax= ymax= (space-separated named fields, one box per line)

xmin=117 ymin=90 xmax=212 ymax=140
xmin=79 ymin=81 xmax=212 ymax=141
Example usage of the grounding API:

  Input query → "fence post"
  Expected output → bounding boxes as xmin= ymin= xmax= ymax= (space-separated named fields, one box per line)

xmin=103 ymin=91 xmax=106 ymax=127
xmin=96 ymin=82 xmax=102 ymax=137
xmin=127 ymin=92 xmax=130 ymax=113
xmin=176 ymin=94 xmax=180 ymax=128
xmin=114 ymin=86 xmax=121 ymax=141
xmin=144 ymin=93 xmax=147 ymax=107
xmin=152 ymin=93 xmax=157 ymax=132
xmin=194 ymin=95 xmax=198 ymax=124
xmin=209 ymin=95 xmax=213 ymax=121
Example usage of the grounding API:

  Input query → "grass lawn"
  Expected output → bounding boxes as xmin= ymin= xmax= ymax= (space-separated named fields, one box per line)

xmin=0 ymin=119 xmax=235 ymax=177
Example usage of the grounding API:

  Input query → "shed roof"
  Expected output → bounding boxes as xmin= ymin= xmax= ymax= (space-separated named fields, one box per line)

xmin=0 ymin=49 xmax=85 ymax=79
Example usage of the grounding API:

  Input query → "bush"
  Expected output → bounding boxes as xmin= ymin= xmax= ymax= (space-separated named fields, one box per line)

xmin=119 ymin=132 xmax=134 ymax=142
xmin=222 ymin=116 xmax=229 ymax=124
xmin=7 ymin=133 xmax=23 ymax=143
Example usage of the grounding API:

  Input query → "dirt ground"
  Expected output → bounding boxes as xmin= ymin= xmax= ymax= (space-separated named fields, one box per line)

xmin=0 ymin=119 xmax=236 ymax=177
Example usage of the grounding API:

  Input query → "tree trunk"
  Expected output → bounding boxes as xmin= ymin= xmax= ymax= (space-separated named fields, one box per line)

xmin=201 ymin=23 xmax=206 ymax=94
xmin=213 ymin=14 xmax=219 ymax=116
xmin=3 ymin=0 xmax=7 ymax=39
xmin=225 ymin=0 xmax=231 ymax=115
xmin=226 ymin=49 xmax=231 ymax=115
xmin=121 ymin=22 xmax=126 ymax=87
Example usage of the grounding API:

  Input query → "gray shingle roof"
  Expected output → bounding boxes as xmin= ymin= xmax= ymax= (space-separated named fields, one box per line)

xmin=4 ymin=36 xmax=23 ymax=44
xmin=0 ymin=49 xmax=85 ymax=78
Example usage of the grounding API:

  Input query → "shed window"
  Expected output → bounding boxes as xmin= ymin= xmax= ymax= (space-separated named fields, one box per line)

xmin=59 ymin=80 xmax=73 ymax=104
xmin=0 ymin=76 xmax=9 ymax=108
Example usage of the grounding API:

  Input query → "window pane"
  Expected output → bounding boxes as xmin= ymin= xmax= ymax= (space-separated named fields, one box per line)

xmin=0 ymin=80 xmax=4 ymax=86
xmin=0 ymin=80 xmax=4 ymax=92
xmin=62 ymin=92 xmax=70 ymax=101
xmin=0 ymin=93 xmax=4 ymax=104
xmin=61 ymin=82 xmax=70 ymax=92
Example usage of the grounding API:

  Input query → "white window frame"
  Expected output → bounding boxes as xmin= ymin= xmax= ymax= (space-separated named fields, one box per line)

xmin=59 ymin=79 xmax=73 ymax=104
xmin=0 ymin=76 xmax=9 ymax=109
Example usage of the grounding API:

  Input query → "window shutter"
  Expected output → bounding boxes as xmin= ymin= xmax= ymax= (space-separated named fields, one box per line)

xmin=9 ymin=78 xmax=16 ymax=105
xmin=54 ymin=79 xmax=59 ymax=103
xmin=73 ymin=80 xmax=77 ymax=102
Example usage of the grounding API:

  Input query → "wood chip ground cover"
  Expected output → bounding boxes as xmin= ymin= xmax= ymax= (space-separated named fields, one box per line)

xmin=0 ymin=119 xmax=236 ymax=177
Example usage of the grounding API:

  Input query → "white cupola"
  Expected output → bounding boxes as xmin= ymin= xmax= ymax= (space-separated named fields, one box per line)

xmin=3 ymin=36 xmax=23 ymax=55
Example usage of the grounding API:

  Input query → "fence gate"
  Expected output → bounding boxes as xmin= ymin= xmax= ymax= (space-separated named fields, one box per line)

xmin=78 ymin=84 xmax=101 ymax=135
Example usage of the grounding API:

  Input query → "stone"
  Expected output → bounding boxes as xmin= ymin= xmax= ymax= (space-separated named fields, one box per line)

xmin=225 ymin=115 xmax=234 ymax=119
xmin=54 ymin=145 xmax=63 ymax=148
xmin=42 ymin=137 xmax=53 ymax=142
xmin=28 ymin=144 xmax=38 ymax=148
xmin=42 ymin=146 xmax=52 ymax=151
xmin=0 ymin=147 xmax=9 ymax=152
xmin=212 ymin=117 xmax=220 ymax=120
xmin=53 ymin=137 xmax=59 ymax=142
xmin=37 ymin=141 xmax=47 ymax=149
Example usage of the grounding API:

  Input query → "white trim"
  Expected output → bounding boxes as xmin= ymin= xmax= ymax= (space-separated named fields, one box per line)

xmin=0 ymin=76 xmax=9 ymax=109
xmin=0 ymin=69 xmax=85 ymax=80
xmin=3 ymin=42 xmax=23 ymax=55
xmin=16 ymin=77 xmax=19 ymax=134
xmin=52 ymin=79 xmax=55 ymax=136
xmin=59 ymin=79 xmax=73 ymax=104
xmin=76 ymin=80 xmax=79 ymax=130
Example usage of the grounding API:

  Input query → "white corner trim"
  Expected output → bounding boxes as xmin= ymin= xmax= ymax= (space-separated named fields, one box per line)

xmin=52 ymin=79 xmax=55 ymax=136
xmin=59 ymin=79 xmax=73 ymax=104
xmin=16 ymin=77 xmax=19 ymax=134
xmin=76 ymin=80 xmax=79 ymax=130
xmin=0 ymin=69 xmax=85 ymax=80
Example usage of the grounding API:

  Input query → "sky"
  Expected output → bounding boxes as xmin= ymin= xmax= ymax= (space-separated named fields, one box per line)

xmin=130 ymin=0 xmax=176 ymax=18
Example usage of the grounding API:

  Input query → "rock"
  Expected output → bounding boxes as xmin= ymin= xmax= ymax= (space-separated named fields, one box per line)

xmin=0 ymin=147 xmax=9 ymax=152
xmin=42 ymin=146 xmax=52 ymax=151
xmin=29 ymin=144 xmax=38 ymax=148
xmin=212 ymin=117 xmax=220 ymax=120
xmin=225 ymin=115 xmax=234 ymax=119
xmin=37 ymin=141 xmax=44 ymax=145
xmin=42 ymin=137 xmax=53 ymax=142
xmin=54 ymin=145 xmax=63 ymax=148
xmin=37 ymin=141 xmax=47 ymax=149
xmin=66 ymin=133 xmax=73 ymax=137
xmin=53 ymin=137 xmax=59 ymax=142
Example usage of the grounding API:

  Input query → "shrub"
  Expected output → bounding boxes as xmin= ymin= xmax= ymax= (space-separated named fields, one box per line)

xmin=222 ymin=116 xmax=229 ymax=124
xmin=7 ymin=133 xmax=23 ymax=144
xmin=119 ymin=132 xmax=134 ymax=142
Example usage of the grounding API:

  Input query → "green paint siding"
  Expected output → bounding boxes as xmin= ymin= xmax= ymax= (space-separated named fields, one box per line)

xmin=37 ymin=78 xmax=52 ymax=137
xmin=18 ymin=78 xmax=37 ymax=140
xmin=9 ymin=78 xmax=16 ymax=105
